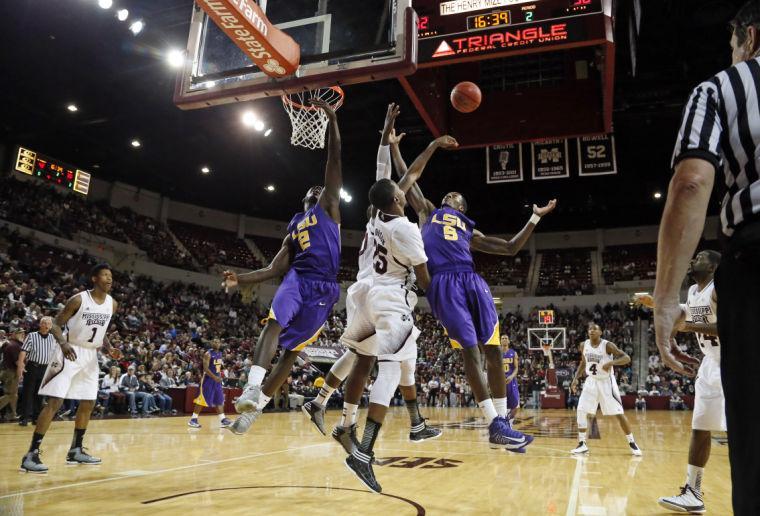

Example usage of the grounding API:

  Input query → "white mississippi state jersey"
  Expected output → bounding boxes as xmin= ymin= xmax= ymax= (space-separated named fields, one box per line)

xmin=686 ymin=281 xmax=720 ymax=362
xmin=356 ymin=215 xmax=377 ymax=282
xmin=583 ymin=339 xmax=614 ymax=379
xmin=65 ymin=291 xmax=114 ymax=349
xmin=370 ymin=212 xmax=427 ymax=288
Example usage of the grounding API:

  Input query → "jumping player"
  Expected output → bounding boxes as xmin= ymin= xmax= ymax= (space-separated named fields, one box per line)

xmin=222 ymin=98 xmax=343 ymax=435
xmin=302 ymin=104 xmax=448 ymax=444
xmin=501 ymin=335 xmax=520 ymax=427
xmin=20 ymin=264 xmax=121 ymax=473
xmin=570 ymin=322 xmax=642 ymax=456
xmin=389 ymin=133 xmax=555 ymax=449
xmin=636 ymin=250 xmax=722 ymax=514
xmin=188 ymin=338 xmax=232 ymax=429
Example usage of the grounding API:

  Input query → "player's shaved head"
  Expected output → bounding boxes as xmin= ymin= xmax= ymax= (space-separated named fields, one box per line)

xmin=369 ymin=179 xmax=404 ymax=213
xmin=442 ymin=192 xmax=467 ymax=213
xmin=703 ymin=249 xmax=721 ymax=267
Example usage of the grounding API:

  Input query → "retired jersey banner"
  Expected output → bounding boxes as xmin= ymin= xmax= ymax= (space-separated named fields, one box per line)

xmin=531 ymin=139 xmax=569 ymax=180
xmin=577 ymin=134 xmax=617 ymax=176
xmin=486 ymin=144 xmax=523 ymax=183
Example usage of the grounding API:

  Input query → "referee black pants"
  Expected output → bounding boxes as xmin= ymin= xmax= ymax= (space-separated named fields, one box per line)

xmin=715 ymin=225 xmax=760 ymax=516
xmin=20 ymin=362 xmax=47 ymax=422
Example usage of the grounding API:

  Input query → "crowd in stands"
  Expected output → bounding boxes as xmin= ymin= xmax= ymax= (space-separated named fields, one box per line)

xmin=474 ymin=251 xmax=530 ymax=288
xmin=602 ymin=244 xmax=657 ymax=284
xmin=170 ymin=221 xmax=260 ymax=271
xmin=536 ymin=249 xmax=594 ymax=296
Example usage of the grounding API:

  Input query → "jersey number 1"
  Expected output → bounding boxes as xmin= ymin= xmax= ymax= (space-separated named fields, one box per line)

xmin=88 ymin=327 xmax=97 ymax=343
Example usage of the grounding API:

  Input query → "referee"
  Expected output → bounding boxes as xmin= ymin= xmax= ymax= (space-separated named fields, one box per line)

xmin=18 ymin=317 xmax=56 ymax=426
xmin=653 ymin=2 xmax=760 ymax=514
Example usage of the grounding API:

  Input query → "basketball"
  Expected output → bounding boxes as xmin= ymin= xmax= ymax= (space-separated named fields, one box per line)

xmin=450 ymin=81 xmax=482 ymax=113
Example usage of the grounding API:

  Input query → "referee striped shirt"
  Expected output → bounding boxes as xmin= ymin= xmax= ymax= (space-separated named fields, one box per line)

xmin=672 ymin=56 xmax=760 ymax=237
xmin=21 ymin=331 xmax=56 ymax=365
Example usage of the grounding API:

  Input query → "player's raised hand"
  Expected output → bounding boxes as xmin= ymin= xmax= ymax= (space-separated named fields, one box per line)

xmin=310 ymin=98 xmax=337 ymax=120
xmin=632 ymin=293 xmax=655 ymax=309
xmin=434 ymin=135 xmax=459 ymax=149
xmin=221 ymin=270 xmax=238 ymax=291
xmin=655 ymin=302 xmax=696 ymax=377
xmin=388 ymin=128 xmax=406 ymax=145
xmin=533 ymin=199 xmax=557 ymax=217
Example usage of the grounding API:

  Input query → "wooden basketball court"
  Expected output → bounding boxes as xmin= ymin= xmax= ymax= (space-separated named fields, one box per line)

xmin=0 ymin=409 xmax=731 ymax=515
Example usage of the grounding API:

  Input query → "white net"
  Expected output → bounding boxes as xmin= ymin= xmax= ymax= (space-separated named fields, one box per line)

xmin=282 ymin=87 xmax=345 ymax=150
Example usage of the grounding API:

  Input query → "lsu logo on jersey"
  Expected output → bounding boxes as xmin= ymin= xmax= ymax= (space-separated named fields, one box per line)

xmin=213 ymin=358 xmax=223 ymax=369
xmin=291 ymin=214 xmax=318 ymax=251
xmin=431 ymin=213 xmax=467 ymax=241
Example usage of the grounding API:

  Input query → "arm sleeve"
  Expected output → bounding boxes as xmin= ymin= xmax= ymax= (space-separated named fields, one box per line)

xmin=671 ymin=79 xmax=724 ymax=172
xmin=376 ymin=145 xmax=391 ymax=181
xmin=393 ymin=222 xmax=428 ymax=267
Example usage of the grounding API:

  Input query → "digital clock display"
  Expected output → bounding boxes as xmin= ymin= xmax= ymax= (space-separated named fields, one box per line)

xmin=467 ymin=11 xmax=510 ymax=31
xmin=14 ymin=146 xmax=91 ymax=196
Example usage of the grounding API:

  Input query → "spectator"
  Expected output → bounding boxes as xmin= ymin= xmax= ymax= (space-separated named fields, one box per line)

xmin=120 ymin=366 xmax=149 ymax=417
xmin=669 ymin=392 xmax=685 ymax=411
xmin=137 ymin=375 xmax=160 ymax=415
xmin=0 ymin=327 xmax=25 ymax=420
xmin=160 ymin=368 xmax=178 ymax=389
xmin=98 ymin=366 xmax=124 ymax=415
xmin=635 ymin=393 xmax=647 ymax=412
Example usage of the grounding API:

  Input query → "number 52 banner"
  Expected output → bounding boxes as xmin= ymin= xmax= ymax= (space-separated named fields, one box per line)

xmin=577 ymin=135 xmax=617 ymax=176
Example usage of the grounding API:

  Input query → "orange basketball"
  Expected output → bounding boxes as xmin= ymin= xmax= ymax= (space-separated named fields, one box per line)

xmin=450 ymin=81 xmax=482 ymax=113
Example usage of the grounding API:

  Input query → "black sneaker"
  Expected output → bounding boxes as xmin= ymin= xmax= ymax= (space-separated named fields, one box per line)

xmin=18 ymin=419 xmax=28 ymax=427
xmin=409 ymin=422 xmax=443 ymax=442
xmin=332 ymin=424 xmax=359 ymax=455
xmin=66 ymin=447 xmax=102 ymax=465
xmin=301 ymin=401 xmax=327 ymax=436
xmin=345 ymin=451 xmax=381 ymax=493
xmin=20 ymin=450 xmax=48 ymax=474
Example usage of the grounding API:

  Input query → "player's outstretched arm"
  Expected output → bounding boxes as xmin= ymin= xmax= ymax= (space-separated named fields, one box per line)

xmin=376 ymin=103 xmax=401 ymax=180
xmin=603 ymin=341 xmax=631 ymax=371
xmin=470 ymin=200 xmax=557 ymax=256
xmin=51 ymin=294 xmax=83 ymax=361
xmin=398 ymin=135 xmax=458 ymax=196
xmin=389 ymin=130 xmax=438 ymax=221
xmin=311 ymin=98 xmax=342 ymax=223
xmin=222 ymin=235 xmax=293 ymax=289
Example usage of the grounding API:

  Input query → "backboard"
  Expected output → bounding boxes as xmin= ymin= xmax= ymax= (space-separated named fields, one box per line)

xmin=175 ymin=0 xmax=418 ymax=110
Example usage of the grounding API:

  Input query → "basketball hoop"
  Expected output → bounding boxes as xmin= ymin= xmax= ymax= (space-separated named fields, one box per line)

xmin=282 ymin=86 xmax=345 ymax=150
xmin=541 ymin=343 xmax=552 ymax=357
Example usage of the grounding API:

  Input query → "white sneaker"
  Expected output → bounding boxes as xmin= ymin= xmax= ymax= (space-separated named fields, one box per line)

xmin=629 ymin=441 xmax=642 ymax=456
xmin=658 ymin=485 xmax=706 ymax=514
xmin=570 ymin=441 xmax=589 ymax=454
xmin=234 ymin=384 xmax=261 ymax=413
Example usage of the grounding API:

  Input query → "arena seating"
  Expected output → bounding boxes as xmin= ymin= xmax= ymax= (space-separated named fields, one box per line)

xmin=170 ymin=221 xmax=261 ymax=270
xmin=474 ymin=251 xmax=531 ymax=288
xmin=602 ymin=244 xmax=657 ymax=284
xmin=536 ymin=248 xmax=594 ymax=296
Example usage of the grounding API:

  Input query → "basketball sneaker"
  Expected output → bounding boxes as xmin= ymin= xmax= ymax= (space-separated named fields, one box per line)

xmin=658 ymin=485 xmax=706 ymax=514
xmin=629 ymin=441 xmax=643 ymax=456
xmin=570 ymin=441 xmax=589 ymax=454
xmin=19 ymin=450 xmax=48 ymax=474
xmin=302 ymin=401 xmax=327 ymax=436
xmin=235 ymin=384 xmax=261 ymax=413
xmin=345 ymin=451 xmax=381 ymax=493
xmin=220 ymin=417 xmax=233 ymax=428
xmin=227 ymin=410 xmax=262 ymax=435
xmin=66 ymin=447 xmax=102 ymax=465
xmin=409 ymin=422 xmax=443 ymax=442
xmin=332 ymin=424 xmax=359 ymax=455
xmin=187 ymin=418 xmax=201 ymax=428
xmin=489 ymin=416 xmax=533 ymax=450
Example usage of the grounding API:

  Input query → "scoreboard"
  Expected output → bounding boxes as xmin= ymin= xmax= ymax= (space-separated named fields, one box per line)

xmin=414 ymin=0 xmax=605 ymax=63
xmin=14 ymin=146 xmax=91 ymax=196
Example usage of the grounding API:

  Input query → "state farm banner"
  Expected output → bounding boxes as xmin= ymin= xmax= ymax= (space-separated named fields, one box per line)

xmin=577 ymin=134 xmax=617 ymax=176
xmin=486 ymin=144 xmax=523 ymax=183
xmin=531 ymin=139 xmax=569 ymax=180
xmin=299 ymin=346 xmax=346 ymax=364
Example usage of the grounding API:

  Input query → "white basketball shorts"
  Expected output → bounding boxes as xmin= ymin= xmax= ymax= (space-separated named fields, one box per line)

xmin=345 ymin=286 xmax=417 ymax=359
xmin=692 ymin=355 xmax=726 ymax=432
xmin=38 ymin=345 xmax=99 ymax=401
xmin=578 ymin=376 xmax=625 ymax=416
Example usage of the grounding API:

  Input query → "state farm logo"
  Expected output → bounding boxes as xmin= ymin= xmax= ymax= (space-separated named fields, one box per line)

xmin=432 ymin=23 xmax=569 ymax=58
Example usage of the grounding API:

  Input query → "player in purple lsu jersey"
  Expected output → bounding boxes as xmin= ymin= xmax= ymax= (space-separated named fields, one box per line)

xmin=397 ymin=165 xmax=555 ymax=449
xmin=501 ymin=335 xmax=520 ymax=426
xmin=188 ymin=338 xmax=231 ymax=429
xmin=221 ymin=98 xmax=343 ymax=435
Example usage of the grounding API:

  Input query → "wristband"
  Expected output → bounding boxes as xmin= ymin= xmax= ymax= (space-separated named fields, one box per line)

xmin=529 ymin=214 xmax=541 ymax=225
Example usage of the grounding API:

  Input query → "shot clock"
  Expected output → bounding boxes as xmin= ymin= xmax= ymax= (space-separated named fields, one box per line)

xmin=14 ymin=146 xmax=91 ymax=196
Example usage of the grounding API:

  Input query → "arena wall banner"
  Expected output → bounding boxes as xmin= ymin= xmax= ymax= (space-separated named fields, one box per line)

xmin=299 ymin=346 xmax=346 ymax=364
xmin=577 ymin=134 xmax=617 ymax=176
xmin=486 ymin=144 xmax=523 ymax=183
xmin=531 ymin=139 xmax=570 ymax=180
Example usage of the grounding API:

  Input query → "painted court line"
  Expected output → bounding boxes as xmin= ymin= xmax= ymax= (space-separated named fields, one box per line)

xmin=1 ymin=442 xmax=328 ymax=500
xmin=565 ymin=457 xmax=584 ymax=516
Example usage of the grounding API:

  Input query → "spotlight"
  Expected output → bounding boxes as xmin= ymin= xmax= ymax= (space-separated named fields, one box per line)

xmin=345 ymin=195 xmax=352 ymax=203
xmin=201 ymin=166 xmax=211 ymax=174
xmin=266 ymin=185 xmax=276 ymax=192
xmin=67 ymin=104 xmax=78 ymax=112
xmin=242 ymin=111 xmax=257 ymax=127
xmin=131 ymin=139 xmax=141 ymax=148
xmin=264 ymin=128 xmax=273 ymax=137
xmin=654 ymin=192 xmax=662 ymax=200
xmin=253 ymin=119 xmax=265 ymax=132
xmin=129 ymin=20 xmax=144 ymax=35
xmin=167 ymin=49 xmax=185 ymax=68
xmin=98 ymin=0 xmax=113 ymax=9
xmin=117 ymin=9 xmax=129 ymax=21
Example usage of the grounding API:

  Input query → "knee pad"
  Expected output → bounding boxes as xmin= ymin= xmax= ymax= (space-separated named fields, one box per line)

xmin=329 ymin=351 xmax=358 ymax=382
xmin=399 ymin=358 xmax=416 ymax=387
xmin=369 ymin=362 xmax=401 ymax=407
xmin=577 ymin=410 xmax=588 ymax=428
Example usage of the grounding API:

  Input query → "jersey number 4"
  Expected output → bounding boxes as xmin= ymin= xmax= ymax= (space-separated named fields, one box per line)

xmin=589 ymin=363 xmax=598 ymax=376
xmin=373 ymin=241 xmax=388 ymax=274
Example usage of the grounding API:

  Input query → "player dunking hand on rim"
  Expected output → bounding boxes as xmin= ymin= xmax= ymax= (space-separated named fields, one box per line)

xmin=222 ymin=98 xmax=344 ymax=435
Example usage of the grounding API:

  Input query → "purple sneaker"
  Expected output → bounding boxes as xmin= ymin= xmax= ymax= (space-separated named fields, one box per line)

xmin=489 ymin=417 xmax=532 ymax=450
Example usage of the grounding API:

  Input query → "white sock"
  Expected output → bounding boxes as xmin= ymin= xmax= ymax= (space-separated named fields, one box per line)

xmin=248 ymin=366 xmax=266 ymax=387
xmin=578 ymin=430 xmax=587 ymax=442
xmin=687 ymin=464 xmax=704 ymax=493
xmin=315 ymin=384 xmax=336 ymax=406
xmin=256 ymin=394 xmax=271 ymax=410
xmin=625 ymin=433 xmax=635 ymax=444
xmin=493 ymin=397 xmax=507 ymax=418
xmin=478 ymin=399 xmax=498 ymax=422
xmin=341 ymin=402 xmax=358 ymax=427
xmin=192 ymin=412 xmax=200 ymax=419
xmin=218 ymin=413 xmax=226 ymax=421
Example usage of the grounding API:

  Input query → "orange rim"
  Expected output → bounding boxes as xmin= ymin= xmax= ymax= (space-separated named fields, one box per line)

xmin=282 ymin=86 xmax=345 ymax=111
